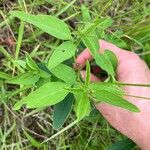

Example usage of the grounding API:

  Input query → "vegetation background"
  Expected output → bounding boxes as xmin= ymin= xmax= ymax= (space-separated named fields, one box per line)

xmin=0 ymin=0 xmax=150 ymax=149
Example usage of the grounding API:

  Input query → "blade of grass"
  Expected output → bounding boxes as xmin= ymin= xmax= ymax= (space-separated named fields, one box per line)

xmin=15 ymin=20 xmax=25 ymax=59
xmin=114 ymin=82 xmax=150 ymax=87
xmin=124 ymin=94 xmax=150 ymax=100
xmin=0 ymin=46 xmax=24 ymax=73
xmin=55 ymin=0 xmax=76 ymax=17
xmin=43 ymin=119 xmax=78 ymax=143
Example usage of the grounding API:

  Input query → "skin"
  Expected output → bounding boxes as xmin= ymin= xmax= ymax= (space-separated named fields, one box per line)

xmin=76 ymin=40 xmax=150 ymax=150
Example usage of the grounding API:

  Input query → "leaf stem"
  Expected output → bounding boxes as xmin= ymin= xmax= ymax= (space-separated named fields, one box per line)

xmin=114 ymin=82 xmax=150 ymax=87
xmin=124 ymin=94 xmax=150 ymax=100
xmin=42 ymin=120 xmax=78 ymax=143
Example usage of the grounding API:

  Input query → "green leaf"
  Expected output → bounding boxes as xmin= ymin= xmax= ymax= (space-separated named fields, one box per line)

xmin=106 ymin=138 xmax=136 ymax=150
xmin=143 ymin=43 xmax=150 ymax=67
xmin=97 ymin=17 xmax=113 ymax=39
xmin=81 ymin=20 xmax=104 ymax=35
xmin=37 ymin=63 xmax=52 ymax=78
xmin=74 ymin=91 xmax=82 ymax=113
xmin=104 ymin=31 xmax=128 ymax=49
xmin=64 ymin=87 xmax=83 ymax=93
xmin=81 ymin=29 xmax=99 ymax=56
xmin=77 ymin=92 xmax=91 ymax=121
xmin=13 ymin=82 xmax=70 ymax=110
xmin=81 ymin=5 xmax=91 ymax=22
xmin=10 ymin=11 xmax=72 ymax=40
xmin=0 ymin=71 xmax=11 ymax=80
xmin=25 ymin=53 xmax=39 ymax=71
xmin=51 ymin=64 xmax=76 ymax=85
xmin=92 ymin=90 xmax=140 ymax=112
xmin=104 ymin=50 xmax=118 ymax=72
xmin=89 ymin=82 xmax=123 ymax=96
xmin=7 ymin=72 xmax=40 ymax=85
xmin=24 ymin=131 xmax=43 ymax=148
xmin=38 ymin=63 xmax=52 ymax=75
xmin=48 ymin=41 xmax=76 ymax=69
xmin=53 ymin=93 xmax=74 ymax=130
xmin=98 ymin=17 xmax=113 ymax=30
xmin=95 ymin=51 xmax=115 ymax=77
xmin=15 ymin=60 xmax=26 ymax=69
xmin=94 ymin=49 xmax=118 ymax=79
xmin=38 ymin=70 xmax=51 ymax=79
xmin=81 ymin=19 xmax=111 ymax=56
xmin=85 ymin=61 xmax=91 ymax=86
xmin=36 ymin=78 xmax=51 ymax=88
xmin=86 ymin=108 xmax=100 ymax=121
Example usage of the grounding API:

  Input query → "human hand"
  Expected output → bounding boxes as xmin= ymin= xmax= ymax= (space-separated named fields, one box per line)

xmin=76 ymin=40 xmax=150 ymax=150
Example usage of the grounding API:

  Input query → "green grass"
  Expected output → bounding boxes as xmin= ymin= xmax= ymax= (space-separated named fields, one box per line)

xmin=0 ymin=0 xmax=150 ymax=149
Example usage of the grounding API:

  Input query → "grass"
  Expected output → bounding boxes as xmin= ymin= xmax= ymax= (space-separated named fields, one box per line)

xmin=0 ymin=0 xmax=150 ymax=149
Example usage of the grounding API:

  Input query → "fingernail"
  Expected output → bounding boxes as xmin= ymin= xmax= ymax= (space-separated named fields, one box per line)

xmin=73 ymin=63 xmax=80 ymax=70
xmin=80 ymin=71 xmax=85 ymax=79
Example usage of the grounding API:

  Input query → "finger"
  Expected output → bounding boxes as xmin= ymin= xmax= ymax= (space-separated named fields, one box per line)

xmin=80 ymin=70 xmax=100 ymax=82
xmin=76 ymin=49 xmax=92 ymax=68
xmin=76 ymin=39 xmax=128 ymax=67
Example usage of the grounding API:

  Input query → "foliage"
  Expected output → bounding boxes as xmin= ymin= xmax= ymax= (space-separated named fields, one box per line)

xmin=0 ymin=0 xmax=149 ymax=149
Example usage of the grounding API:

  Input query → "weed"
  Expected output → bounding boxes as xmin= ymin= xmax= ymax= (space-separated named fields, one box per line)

xmin=0 ymin=0 xmax=149 ymax=150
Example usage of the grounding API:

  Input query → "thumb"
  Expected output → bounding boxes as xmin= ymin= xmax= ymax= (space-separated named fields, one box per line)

xmin=80 ymin=70 xmax=100 ymax=82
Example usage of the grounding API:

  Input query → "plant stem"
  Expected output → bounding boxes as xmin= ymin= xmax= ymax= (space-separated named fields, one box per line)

xmin=114 ymin=82 xmax=150 ymax=87
xmin=42 ymin=120 xmax=78 ymax=143
xmin=124 ymin=94 xmax=150 ymax=100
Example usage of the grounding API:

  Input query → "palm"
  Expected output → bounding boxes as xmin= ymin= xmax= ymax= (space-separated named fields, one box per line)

xmin=76 ymin=40 xmax=150 ymax=149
